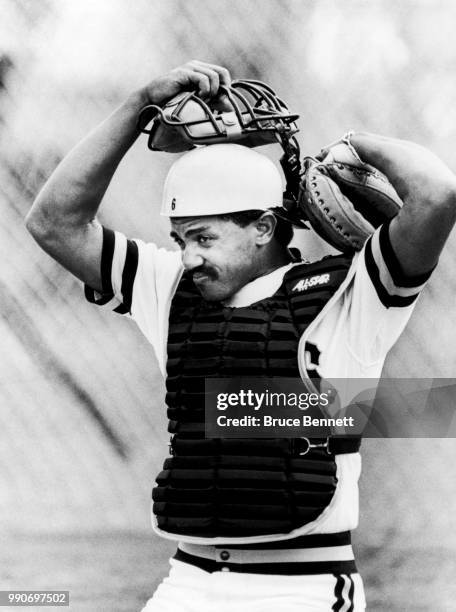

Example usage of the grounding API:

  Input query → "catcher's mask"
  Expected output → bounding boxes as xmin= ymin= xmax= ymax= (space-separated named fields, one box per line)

xmin=137 ymin=79 xmax=299 ymax=152
xmin=138 ymin=80 xmax=308 ymax=229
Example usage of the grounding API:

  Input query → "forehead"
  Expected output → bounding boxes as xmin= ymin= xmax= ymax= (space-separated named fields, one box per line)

xmin=170 ymin=215 xmax=236 ymax=235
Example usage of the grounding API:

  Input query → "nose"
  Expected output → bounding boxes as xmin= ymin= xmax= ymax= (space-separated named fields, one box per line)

xmin=182 ymin=246 xmax=204 ymax=271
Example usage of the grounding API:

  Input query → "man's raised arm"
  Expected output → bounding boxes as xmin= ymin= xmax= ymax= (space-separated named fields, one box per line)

xmin=25 ymin=61 xmax=231 ymax=292
xmin=350 ymin=132 xmax=456 ymax=278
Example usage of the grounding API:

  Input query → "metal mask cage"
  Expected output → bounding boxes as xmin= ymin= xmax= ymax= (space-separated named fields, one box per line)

xmin=137 ymin=79 xmax=300 ymax=146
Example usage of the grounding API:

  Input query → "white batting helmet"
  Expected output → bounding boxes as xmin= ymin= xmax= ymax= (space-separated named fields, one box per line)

xmin=160 ymin=144 xmax=283 ymax=217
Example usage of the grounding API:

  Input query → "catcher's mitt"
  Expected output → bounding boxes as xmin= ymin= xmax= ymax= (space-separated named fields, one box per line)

xmin=299 ymin=135 xmax=403 ymax=253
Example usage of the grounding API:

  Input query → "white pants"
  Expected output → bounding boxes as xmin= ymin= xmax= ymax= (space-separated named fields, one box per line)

xmin=141 ymin=557 xmax=366 ymax=612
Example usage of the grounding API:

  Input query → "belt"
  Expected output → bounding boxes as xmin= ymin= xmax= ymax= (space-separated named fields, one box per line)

xmin=174 ymin=531 xmax=357 ymax=575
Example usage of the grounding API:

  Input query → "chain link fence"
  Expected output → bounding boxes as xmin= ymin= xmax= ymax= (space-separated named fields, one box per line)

xmin=1 ymin=1 xmax=456 ymax=569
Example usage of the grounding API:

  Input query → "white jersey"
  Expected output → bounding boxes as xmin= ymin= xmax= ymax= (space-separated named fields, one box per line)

xmin=85 ymin=221 xmax=431 ymax=544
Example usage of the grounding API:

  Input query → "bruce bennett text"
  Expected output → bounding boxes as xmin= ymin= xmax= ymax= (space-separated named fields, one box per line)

xmin=216 ymin=415 xmax=355 ymax=427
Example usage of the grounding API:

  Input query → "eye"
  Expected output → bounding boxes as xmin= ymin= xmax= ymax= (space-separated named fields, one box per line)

xmin=197 ymin=235 xmax=212 ymax=245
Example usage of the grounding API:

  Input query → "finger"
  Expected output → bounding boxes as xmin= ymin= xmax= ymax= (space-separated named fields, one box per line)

xmin=188 ymin=60 xmax=232 ymax=88
xmin=173 ymin=67 xmax=211 ymax=99
xmin=191 ymin=66 xmax=220 ymax=98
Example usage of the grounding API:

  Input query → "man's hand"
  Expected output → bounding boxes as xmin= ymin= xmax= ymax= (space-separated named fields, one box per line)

xmin=139 ymin=60 xmax=232 ymax=106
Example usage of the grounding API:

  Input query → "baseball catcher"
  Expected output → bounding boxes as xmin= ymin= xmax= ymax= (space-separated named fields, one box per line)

xmin=26 ymin=60 xmax=456 ymax=611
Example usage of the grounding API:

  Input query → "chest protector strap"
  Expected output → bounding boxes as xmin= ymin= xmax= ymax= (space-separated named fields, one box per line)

xmin=154 ymin=255 xmax=360 ymax=538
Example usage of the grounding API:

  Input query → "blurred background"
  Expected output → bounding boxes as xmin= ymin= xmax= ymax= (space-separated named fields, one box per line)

xmin=1 ymin=0 xmax=456 ymax=610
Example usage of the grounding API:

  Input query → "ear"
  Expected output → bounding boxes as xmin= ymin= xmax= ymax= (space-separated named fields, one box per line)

xmin=254 ymin=212 xmax=277 ymax=245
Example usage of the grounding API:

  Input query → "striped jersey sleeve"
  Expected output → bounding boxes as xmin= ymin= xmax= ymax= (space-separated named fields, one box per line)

xmin=347 ymin=219 xmax=434 ymax=364
xmin=363 ymin=219 xmax=433 ymax=308
xmin=84 ymin=226 xmax=183 ymax=375
xmin=84 ymin=227 xmax=139 ymax=314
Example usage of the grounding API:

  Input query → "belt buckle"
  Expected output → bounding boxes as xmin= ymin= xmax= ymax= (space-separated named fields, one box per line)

xmin=298 ymin=437 xmax=331 ymax=456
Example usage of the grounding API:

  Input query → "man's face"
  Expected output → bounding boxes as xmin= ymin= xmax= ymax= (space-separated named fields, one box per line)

xmin=170 ymin=216 xmax=261 ymax=301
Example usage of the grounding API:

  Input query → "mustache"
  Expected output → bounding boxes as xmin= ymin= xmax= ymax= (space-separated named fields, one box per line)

xmin=191 ymin=266 xmax=218 ymax=281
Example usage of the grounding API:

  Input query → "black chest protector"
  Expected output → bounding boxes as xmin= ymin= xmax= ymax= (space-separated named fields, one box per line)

xmin=153 ymin=255 xmax=360 ymax=538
